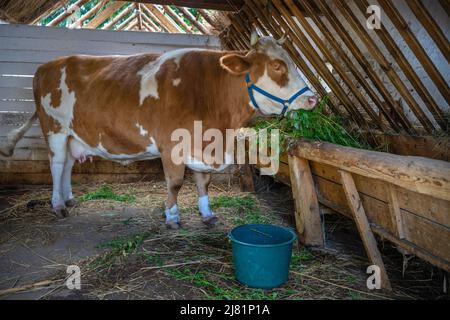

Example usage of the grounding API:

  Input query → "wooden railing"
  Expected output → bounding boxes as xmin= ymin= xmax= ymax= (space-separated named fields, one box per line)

xmin=261 ymin=139 xmax=450 ymax=290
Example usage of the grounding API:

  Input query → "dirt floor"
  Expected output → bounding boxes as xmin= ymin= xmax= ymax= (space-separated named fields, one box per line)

xmin=0 ymin=177 xmax=448 ymax=300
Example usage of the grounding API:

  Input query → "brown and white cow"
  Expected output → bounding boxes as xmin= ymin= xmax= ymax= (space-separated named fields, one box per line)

xmin=0 ymin=33 xmax=317 ymax=229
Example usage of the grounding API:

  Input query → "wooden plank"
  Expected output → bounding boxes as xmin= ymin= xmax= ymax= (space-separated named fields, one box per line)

xmin=47 ymin=0 xmax=90 ymax=27
xmin=288 ymin=155 xmax=324 ymax=246
xmin=177 ymin=6 xmax=209 ymax=34
xmin=84 ymin=1 xmax=128 ymax=29
xmin=102 ymin=4 xmax=134 ymax=29
xmin=129 ymin=0 xmax=244 ymax=11
xmin=0 ymin=100 xmax=36 ymax=113
xmin=339 ymin=170 xmax=391 ymax=291
xmin=142 ymin=4 xmax=183 ymax=33
xmin=378 ymin=0 xmax=450 ymax=105
xmin=0 ymin=87 xmax=34 ymax=100
xmin=162 ymin=5 xmax=193 ymax=33
xmin=309 ymin=0 xmax=413 ymax=132
xmin=0 ymin=75 xmax=33 ymax=88
xmin=273 ymin=0 xmax=383 ymax=130
xmin=0 ymin=124 xmax=42 ymax=137
xmin=0 ymin=62 xmax=40 ymax=75
xmin=387 ymin=184 xmax=406 ymax=239
xmin=0 ymin=26 xmax=220 ymax=49
xmin=290 ymin=139 xmax=450 ymax=202
xmin=333 ymin=0 xmax=434 ymax=133
xmin=354 ymin=0 xmax=447 ymax=131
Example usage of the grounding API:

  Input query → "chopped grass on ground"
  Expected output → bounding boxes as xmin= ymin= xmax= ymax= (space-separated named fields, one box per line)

xmin=79 ymin=185 xmax=136 ymax=203
xmin=211 ymin=195 xmax=272 ymax=225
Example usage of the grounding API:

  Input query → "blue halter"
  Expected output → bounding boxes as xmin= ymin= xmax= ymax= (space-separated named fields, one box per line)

xmin=245 ymin=73 xmax=312 ymax=116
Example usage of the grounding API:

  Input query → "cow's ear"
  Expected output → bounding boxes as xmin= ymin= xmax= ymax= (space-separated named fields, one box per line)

xmin=220 ymin=54 xmax=251 ymax=75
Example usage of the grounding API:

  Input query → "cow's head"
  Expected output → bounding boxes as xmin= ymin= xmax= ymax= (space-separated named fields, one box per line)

xmin=220 ymin=32 xmax=318 ymax=115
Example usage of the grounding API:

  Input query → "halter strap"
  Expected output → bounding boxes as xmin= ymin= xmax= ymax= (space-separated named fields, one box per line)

xmin=245 ymin=73 xmax=312 ymax=116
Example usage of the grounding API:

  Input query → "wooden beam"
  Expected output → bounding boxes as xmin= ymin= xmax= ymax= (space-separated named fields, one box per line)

xmin=126 ymin=1 xmax=244 ymax=11
xmin=84 ymin=1 xmax=127 ymax=29
xmin=354 ymin=0 xmax=447 ymax=132
xmin=162 ymin=5 xmax=192 ymax=33
xmin=288 ymin=155 xmax=324 ymax=246
xmin=313 ymin=0 xmax=413 ymax=133
xmin=142 ymin=4 xmax=182 ymax=32
xmin=245 ymin=2 xmax=342 ymax=116
xmin=407 ymin=0 xmax=450 ymax=64
xmin=334 ymin=0 xmax=435 ymax=133
xmin=263 ymin=0 xmax=368 ymax=128
xmin=378 ymin=0 xmax=450 ymax=108
xmin=137 ymin=3 xmax=143 ymax=30
xmin=47 ymin=0 xmax=89 ymax=26
xmin=69 ymin=1 xmax=105 ymax=29
xmin=387 ymin=184 xmax=406 ymax=240
xmin=274 ymin=0 xmax=384 ymax=131
xmin=102 ymin=4 xmax=134 ymax=29
xmin=339 ymin=170 xmax=392 ymax=291
xmin=116 ymin=12 xmax=137 ymax=30
xmin=177 ymin=6 xmax=209 ymax=34
xmin=140 ymin=8 xmax=161 ymax=31
xmin=125 ymin=18 xmax=139 ymax=31
xmin=290 ymin=138 xmax=450 ymax=202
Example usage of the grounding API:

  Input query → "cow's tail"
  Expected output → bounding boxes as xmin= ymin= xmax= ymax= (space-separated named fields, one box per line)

xmin=0 ymin=111 xmax=38 ymax=157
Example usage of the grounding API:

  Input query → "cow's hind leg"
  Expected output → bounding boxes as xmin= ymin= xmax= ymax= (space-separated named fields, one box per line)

xmin=162 ymin=158 xmax=185 ymax=229
xmin=48 ymin=133 xmax=69 ymax=218
xmin=193 ymin=171 xmax=218 ymax=228
xmin=62 ymin=149 xmax=76 ymax=207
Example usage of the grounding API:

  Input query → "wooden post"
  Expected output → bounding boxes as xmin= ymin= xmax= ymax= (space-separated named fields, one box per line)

xmin=339 ymin=170 xmax=392 ymax=291
xmin=288 ymin=155 xmax=324 ymax=246
xmin=387 ymin=184 xmax=406 ymax=240
xmin=239 ymin=164 xmax=255 ymax=192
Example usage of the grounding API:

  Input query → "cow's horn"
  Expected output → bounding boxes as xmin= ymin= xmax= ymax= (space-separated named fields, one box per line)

xmin=277 ymin=33 xmax=288 ymax=46
xmin=250 ymin=30 xmax=260 ymax=47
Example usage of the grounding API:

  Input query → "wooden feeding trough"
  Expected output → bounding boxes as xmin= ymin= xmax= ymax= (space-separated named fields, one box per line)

xmin=255 ymin=140 xmax=450 ymax=290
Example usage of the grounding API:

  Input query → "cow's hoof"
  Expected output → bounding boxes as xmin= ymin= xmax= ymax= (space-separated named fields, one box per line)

xmin=202 ymin=216 xmax=219 ymax=228
xmin=65 ymin=198 xmax=78 ymax=207
xmin=53 ymin=206 xmax=68 ymax=218
xmin=165 ymin=221 xmax=181 ymax=230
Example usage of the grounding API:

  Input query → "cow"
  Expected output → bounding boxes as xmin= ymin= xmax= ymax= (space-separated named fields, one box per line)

xmin=0 ymin=32 xmax=318 ymax=229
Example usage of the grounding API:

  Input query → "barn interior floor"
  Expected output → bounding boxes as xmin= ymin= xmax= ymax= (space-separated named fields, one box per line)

xmin=0 ymin=178 xmax=447 ymax=300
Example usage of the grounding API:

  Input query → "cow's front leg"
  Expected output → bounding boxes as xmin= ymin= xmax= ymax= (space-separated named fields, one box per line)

xmin=162 ymin=157 xmax=185 ymax=230
xmin=48 ymin=133 xmax=69 ymax=218
xmin=193 ymin=171 xmax=218 ymax=228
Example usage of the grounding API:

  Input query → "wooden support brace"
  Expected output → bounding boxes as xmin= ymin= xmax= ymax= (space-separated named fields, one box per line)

xmin=288 ymin=155 xmax=324 ymax=247
xmin=387 ymin=184 xmax=406 ymax=240
xmin=339 ymin=170 xmax=392 ymax=291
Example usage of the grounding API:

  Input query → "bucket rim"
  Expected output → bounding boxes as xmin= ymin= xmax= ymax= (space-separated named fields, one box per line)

xmin=228 ymin=224 xmax=297 ymax=248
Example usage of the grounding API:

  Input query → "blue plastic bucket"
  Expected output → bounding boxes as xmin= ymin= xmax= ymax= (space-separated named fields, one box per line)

xmin=228 ymin=224 xmax=297 ymax=289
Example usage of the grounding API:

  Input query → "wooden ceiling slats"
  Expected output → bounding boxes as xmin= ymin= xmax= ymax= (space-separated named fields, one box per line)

xmin=141 ymin=4 xmax=182 ymax=33
xmin=355 ymin=0 xmax=448 ymax=132
xmin=262 ymin=0 xmax=368 ymax=128
xmin=334 ymin=0 xmax=434 ymax=133
xmin=313 ymin=0 xmax=414 ymax=132
xmin=219 ymin=0 xmax=449 ymax=133
xmin=378 ymin=0 xmax=450 ymax=114
xmin=245 ymin=1 xmax=342 ymax=117
xmin=177 ymin=7 xmax=208 ymax=34
xmin=84 ymin=1 xmax=127 ymax=29
xmin=47 ymin=0 xmax=89 ymax=26
xmin=102 ymin=4 xmax=134 ymax=29
xmin=162 ymin=5 xmax=193 ymax=33
xmin=282 ymin=0 xmax=399 ymax=132
xmin=408 ymin=0 xmax=450 ymax=64
xmin=274 ymin=0 xmax=383 ymax=131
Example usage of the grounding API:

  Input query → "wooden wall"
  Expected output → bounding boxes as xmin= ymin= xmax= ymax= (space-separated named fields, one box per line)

xmin=0 ymin=24 xmax=221 ymax=184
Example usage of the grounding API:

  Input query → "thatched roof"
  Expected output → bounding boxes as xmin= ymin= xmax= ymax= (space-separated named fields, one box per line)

xmin=0 ymin=0 xmax=61 ymax=23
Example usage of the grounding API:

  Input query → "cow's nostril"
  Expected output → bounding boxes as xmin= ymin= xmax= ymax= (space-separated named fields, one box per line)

xmin=308 ymin=97 xmax=318 ymax=107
